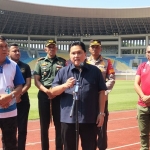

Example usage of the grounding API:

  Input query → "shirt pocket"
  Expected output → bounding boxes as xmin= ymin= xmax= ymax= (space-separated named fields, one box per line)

xmin=82 ymin=78 xmax=97 ymax=92
xmin=41 ymin=67 xmax=51 ymax=77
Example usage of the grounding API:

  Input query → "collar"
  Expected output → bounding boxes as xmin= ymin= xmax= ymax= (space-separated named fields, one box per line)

xmin=45 ymin=55 xmax=58 ymax=61
xmin=1 ymin=57 xmax=11 ymax=66
xmin=44 ymin=55 xmax=58 ymax=61
xmin=147 ymin=61 xmax=150 ymax=65
xmin=89 ymin=55 xmax=103 ymax=62
xmin=69 ymin=62 xmax=89 ymax=71
xmin=17 ymin=60 xmax=22 ymax=65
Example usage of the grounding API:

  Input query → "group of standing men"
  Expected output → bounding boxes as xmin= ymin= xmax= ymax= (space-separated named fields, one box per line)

xmin=34 ymin=39 xmax=115 ymax=150
xmin=0 ymin=35 xmax=31 ymax=150
xmin=0 ymin=35 xmax=115 ymax=150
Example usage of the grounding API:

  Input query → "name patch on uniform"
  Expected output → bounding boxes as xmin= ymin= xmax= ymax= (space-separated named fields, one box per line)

xmin=21 ymin=68 xmax=25 ymax=73
xmin=41 ymin=63 xmax=47 ymax=66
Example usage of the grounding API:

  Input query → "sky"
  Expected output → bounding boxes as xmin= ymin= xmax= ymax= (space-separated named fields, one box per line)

xmin=14 ymin=0 xmax=150 ymax=8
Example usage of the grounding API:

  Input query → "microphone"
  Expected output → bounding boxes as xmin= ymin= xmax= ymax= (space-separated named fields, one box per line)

xmin=79 ymin=62 xmax=84 ymax=72
xmin=74 ymin=62 xmax=84 ymax=93
xmin=79 ymin=62 xmax=84 ymax=68
xmin=70 ymin=62 xmax=84 ymax=117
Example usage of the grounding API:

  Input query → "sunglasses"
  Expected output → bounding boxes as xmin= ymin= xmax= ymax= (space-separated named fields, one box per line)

xmin=90 ymin=45 xmax=100 ymax=49
xmin=46 ymin=45 xmax=56 ymax=49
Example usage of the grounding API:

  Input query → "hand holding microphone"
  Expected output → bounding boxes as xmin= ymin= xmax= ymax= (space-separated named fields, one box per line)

xmin=64 ymin=77 xmax=76 ymax=89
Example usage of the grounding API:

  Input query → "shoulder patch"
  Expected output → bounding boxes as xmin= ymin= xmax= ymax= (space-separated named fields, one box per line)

xmin=37 ymin=57 xmax=45 ymax=61
xmin=36 ymin=57 xmax=45 ymax=64
xmin=58 ymin=57 xmax=66 ymax=61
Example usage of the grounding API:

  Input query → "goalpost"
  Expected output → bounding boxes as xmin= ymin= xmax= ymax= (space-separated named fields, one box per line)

xmin=125 ymin=69 xmax=137 ymax=80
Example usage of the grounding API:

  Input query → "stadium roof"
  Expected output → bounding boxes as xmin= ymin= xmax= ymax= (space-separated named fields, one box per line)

xmin=0 ymin=0 xmax=150 ymax=36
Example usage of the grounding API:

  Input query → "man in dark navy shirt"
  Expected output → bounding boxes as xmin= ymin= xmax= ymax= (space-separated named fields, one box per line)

xmin=50 ymin=41 xmax=107 ymax=150
xmin=9 ymin=43 xmax=31 ymax=150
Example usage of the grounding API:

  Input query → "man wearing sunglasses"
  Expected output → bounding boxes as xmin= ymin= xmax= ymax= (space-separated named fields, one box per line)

xmin=34 ymin=40 xmax=66 ymax=150
xmin=87 ymin=40 xmax=115 ymax=150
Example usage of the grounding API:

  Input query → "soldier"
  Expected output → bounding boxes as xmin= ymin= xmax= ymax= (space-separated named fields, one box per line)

xmin=33 ymin=40 xmax=66 ymax=150
xmin=87 ymin=39 xmax=115 ymax=150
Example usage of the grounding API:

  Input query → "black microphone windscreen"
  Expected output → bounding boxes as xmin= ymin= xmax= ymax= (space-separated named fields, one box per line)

xmin=80 ymin=62 xmax=84 ymax=68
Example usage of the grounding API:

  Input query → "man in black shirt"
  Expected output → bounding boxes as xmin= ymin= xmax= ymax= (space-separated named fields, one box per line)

xmin=9 ymin=43 xmax=31 ymax=150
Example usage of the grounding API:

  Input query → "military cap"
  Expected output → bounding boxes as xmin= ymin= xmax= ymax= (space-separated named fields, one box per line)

xmin=90 ymin=40 xmax=101 ymax=46
xmin=45 ymin=40 xmax=56 ymax=47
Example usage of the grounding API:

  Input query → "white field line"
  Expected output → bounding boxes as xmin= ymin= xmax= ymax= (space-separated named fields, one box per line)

xmin=27 ymin=126 xmax=54 ymax=132
xmin=109 ymin=116 xmax=137 ymax=121
xmin=110 ymin=109 xmax=136 ymax=114
xmin=26 ymin=139 xmax=55 ymax=146
xmin=108 ymin=126 xmax=138 ymax=132
xmin=0 ymin=110 xmax=138 ymax=148
xmin=106 ymin=142 xmax=140 ymax=150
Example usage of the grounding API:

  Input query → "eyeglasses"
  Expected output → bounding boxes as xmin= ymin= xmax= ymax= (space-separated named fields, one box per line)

xmin=46 ymin=45 xmax=56 ymax=49
xmin=90 ymin=45 xmax=100 ymax=49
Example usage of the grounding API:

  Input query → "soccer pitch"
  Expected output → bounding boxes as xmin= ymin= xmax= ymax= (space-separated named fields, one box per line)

xmin=28 ymin=80 xmax=138 ymax=120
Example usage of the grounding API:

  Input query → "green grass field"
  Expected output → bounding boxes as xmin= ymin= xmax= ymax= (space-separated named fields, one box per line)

xmin=28 ymin=80 xmax=138 ymax=120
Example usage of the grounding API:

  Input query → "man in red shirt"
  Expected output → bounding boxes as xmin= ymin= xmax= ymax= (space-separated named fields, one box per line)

xmin=134 ymin=45 xmax=150 ymax=150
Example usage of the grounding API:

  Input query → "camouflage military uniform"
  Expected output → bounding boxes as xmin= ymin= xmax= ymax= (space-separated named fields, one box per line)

xmin=34 ymin=55 xmax=66 ymax=150
xmin=87 ymin=55 xmax=115 ymax=150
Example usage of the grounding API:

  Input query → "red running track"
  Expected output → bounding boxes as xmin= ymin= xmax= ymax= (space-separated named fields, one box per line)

xmin=0 ymin=109 xmax=140 ymax=150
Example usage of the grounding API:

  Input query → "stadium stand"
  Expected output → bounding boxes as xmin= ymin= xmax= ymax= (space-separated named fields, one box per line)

xmin=20 ymin=50 xmax=34 ymax=63
xmin=1 ymin=0 xmax=150 ymax=76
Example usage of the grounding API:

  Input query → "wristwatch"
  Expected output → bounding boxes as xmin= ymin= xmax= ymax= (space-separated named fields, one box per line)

xmin=99 ymin=112 xmax=105 ymax=117
xmin=11 ymin=93 xmax=15 ymax=99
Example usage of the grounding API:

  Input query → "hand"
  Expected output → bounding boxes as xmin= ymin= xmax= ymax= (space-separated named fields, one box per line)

xmin=141 ymin=95 xmax=150 ymax=104
xmin=96 ymin=114 xmax=104 ymax=127
xmin=1 ymin=103 xmax=9 ymax=109
xmin=16 ymin=96 xmax=22 ymax=103
xmin=45 ymin=89 xmax=56 ymax=100
xmin=64 ymin=77 xmax=76 ymax=88
xmin=0 ymin=94 xmax=11 ymax=108
xmin=48 ymin=94 xmax=57 ymax=100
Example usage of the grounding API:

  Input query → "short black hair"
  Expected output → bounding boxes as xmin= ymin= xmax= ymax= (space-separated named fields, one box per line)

xmin=0 ymin=35 xmax=6 ymax=41
xmin=69 ymin=41 xmax=86 ymax=53
xmin=9 ymin=43 xmax=19 ymax=47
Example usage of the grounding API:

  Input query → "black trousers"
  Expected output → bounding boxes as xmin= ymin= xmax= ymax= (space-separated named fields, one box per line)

xmin=38 ymin=90 xmax=63 ymax=150
xmin=1 ymin=116 xmax=17 ymax=150
xmin=97 ymin=100 xmax=109 ymax=150
xmin=61 ymin=122 xmax=97 ymax=150
xmin=17 ymin=100 xmax=30 ymax=150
